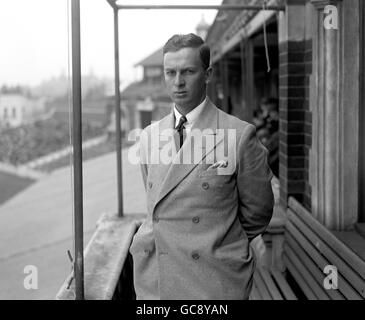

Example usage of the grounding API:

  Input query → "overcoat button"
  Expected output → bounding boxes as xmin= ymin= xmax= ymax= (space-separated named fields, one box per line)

xmin=148 ymin=182 xmax=153 ymax=189
xmin=192 ymin=216 xmax=200 ymax=223
xmin=202 ymin=182 xmax=209 ymax=190
xmin=192 ymin=252 xmax=200 ymax=260
xmin=153 ymin=217 xmax=159 ymax=223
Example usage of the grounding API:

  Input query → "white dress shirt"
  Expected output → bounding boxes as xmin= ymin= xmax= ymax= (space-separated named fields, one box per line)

xmin=173 ymin=97 xmax=207 ymax=135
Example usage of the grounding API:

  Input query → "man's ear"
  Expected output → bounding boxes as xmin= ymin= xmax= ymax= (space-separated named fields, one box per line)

xmin=205 ymin=67 xmax=213 ymax=84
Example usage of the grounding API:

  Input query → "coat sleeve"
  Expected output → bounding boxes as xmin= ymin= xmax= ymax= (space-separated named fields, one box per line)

xmin=236 ymin=124 xmax=274 ymax=242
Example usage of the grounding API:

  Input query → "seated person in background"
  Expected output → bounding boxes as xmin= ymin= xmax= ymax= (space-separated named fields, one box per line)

xmin=253 ymin=97 xmax=279 ymax=177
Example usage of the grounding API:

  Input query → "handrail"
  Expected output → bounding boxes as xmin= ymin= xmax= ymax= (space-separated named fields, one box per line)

xmin=56 ymin=213 xmax=144 ymax=300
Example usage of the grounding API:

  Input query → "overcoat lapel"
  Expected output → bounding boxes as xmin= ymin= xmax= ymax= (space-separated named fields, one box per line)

xmin=148 ymin=111 xmax=175 ymax=184
xmin=153 ymin=98 xmax=224 ymax=211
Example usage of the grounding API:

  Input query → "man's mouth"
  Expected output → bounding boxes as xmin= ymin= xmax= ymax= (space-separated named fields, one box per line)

xmin=174 ymin=91 xmax=187 ymax=96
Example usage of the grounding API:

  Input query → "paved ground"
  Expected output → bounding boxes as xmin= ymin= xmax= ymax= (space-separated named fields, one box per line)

xmin=0 ymin=145 xmax=146 ymax=299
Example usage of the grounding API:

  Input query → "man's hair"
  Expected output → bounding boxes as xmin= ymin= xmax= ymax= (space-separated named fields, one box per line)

xmin=163 ymin=33 xmax=210 ymax=70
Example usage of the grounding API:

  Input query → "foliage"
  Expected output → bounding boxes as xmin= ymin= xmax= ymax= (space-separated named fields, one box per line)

xmin=0 ymin=118 xmax=104 ymax=165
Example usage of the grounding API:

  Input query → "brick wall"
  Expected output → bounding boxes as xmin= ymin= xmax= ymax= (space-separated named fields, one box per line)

xmin=303 ymin=39 xmax=312 ymax=211
xmin=279 ymin=40 xmax=312 ymax=210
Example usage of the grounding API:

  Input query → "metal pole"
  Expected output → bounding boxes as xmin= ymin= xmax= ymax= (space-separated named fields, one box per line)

xmin=113 ymin=7 xmax=123 ymax=217
xmin=71 ymin=0 xmax=84 ymax=300
xmin=115 ymin=4 xmax=285 ymax=11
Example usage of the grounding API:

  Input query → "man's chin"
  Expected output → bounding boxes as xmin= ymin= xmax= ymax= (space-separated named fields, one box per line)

xmin=172 ymin=97 xmax=190 ymax=107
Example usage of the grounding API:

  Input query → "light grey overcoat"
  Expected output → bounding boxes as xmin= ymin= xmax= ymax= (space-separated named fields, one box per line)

xmin=130 ymin=98 xmax=274 ymax=299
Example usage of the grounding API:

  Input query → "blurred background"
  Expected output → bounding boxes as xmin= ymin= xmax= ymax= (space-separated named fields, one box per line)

xmin=0 ymin=0 xmax=219 ymax=299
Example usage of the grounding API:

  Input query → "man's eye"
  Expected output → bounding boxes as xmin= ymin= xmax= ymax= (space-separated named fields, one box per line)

xmin=183 ymin=69 xmax=194 ymax=75
xmin=165 ymin=70 xmax=175 ymax=76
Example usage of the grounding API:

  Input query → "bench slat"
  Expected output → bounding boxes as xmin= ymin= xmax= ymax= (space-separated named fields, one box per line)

xmin=288 ymin=210 xmax=365 ymax=298
xmin=283 ymin=254 xmax=318 ymax=300
xmin=253 ymin=270 xmax=272 ymax=299
xmin=285 ymin=228 xmax=345 ymax=300
xmin=271 ymin=269 xmax=297 ymax=300
xmin=284 ymin=244 xmax=330 ymax=299
xmin=257 ymin=267 xmax=283 ymax=300
xmin=288 ymin=198 xmax=365 ymax=280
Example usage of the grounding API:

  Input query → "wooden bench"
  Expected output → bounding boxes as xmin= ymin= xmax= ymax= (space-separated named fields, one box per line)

xmin=250 ymin=203 xmax=297 ymax=300
xmin=284 ymin=197 xmax=365 ymax=300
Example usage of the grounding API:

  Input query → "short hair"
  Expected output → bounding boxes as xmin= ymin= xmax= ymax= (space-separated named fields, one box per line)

xmin=163 ymin=33 xmax=210 ymax=70
xmin=261 ymin=97 xmax=278 ymax=110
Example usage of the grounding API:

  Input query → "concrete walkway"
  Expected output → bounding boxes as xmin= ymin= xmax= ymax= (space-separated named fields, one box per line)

xmin=0 ymin=145 xmax=146 ymax=299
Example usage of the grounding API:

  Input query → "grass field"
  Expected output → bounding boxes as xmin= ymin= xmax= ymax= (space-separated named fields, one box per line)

xmin=37 ymin=139 xmax=134 ymax=173
xmin=0 ymin=171 xmax=34 ymax=205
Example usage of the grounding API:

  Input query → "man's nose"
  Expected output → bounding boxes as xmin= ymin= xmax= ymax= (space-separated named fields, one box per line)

xmin=174 ymin=73 xmax=185 ymax=87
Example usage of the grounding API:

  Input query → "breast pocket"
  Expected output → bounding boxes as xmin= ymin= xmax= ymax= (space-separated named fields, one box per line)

xmin=198 ymin=164 xmax=233 ymax=186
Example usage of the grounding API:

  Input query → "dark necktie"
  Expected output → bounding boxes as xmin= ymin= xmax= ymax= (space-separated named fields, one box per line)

xmin=175 ymin=115 xmax=187 ymax=149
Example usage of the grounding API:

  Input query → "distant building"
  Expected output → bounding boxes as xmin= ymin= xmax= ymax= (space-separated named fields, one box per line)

xmin=0 ymin=93 xmax=46 ymax=129
xmin=44 ymin=74 xmax=113 ymax=128
xmin=121 ymin=47 xmax=171 ymax=131
xmin=196 ymin=15 xmax=210 ymax=40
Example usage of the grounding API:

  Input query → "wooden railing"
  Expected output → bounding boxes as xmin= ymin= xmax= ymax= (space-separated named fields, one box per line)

xmin=56 ymin=213 xmax=144 ymax=300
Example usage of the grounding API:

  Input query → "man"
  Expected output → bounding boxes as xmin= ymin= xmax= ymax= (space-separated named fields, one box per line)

xmin=130 ymin=33 xmax=274 ymax=300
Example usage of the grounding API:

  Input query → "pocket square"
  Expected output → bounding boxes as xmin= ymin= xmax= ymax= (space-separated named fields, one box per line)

xmin=207 ymin=160 xmax=228 ymax=170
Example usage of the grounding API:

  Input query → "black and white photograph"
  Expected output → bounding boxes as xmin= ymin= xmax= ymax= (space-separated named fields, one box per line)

xmin=0 ymin=0 xmax=364 ymax=308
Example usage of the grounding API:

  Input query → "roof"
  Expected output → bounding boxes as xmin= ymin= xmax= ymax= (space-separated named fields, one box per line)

xmin=121 ymin=80 xmax=170 ymax=101
xmin=134 ymin=47 xmax=163 ymax=67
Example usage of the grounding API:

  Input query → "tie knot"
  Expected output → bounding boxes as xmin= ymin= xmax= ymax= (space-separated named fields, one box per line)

xmin=176 ymin=115 xmax=187 ymax=131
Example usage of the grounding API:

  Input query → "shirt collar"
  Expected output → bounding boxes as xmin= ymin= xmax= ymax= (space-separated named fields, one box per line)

xmin=174 ymin=96 xmax=207 ymax=129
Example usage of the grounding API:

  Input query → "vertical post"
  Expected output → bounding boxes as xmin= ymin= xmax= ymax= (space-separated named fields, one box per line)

xmin=71 ymin=0 xmax=84 ymax=300
xmin=240 ymin=39 xmax=252 ymax=122
xmin=219 ymin=59 xmax=229 ymax=113
xmin=245 ymin=39 xmax=255 ymax=114
xmin=113 ymin=7 xmax=123 ymax=217
xmin=360 ymin=0 xmax=365 ymax=223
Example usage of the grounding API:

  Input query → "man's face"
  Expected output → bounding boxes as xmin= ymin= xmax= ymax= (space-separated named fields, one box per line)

xmin=163 ymin=47 xmax=212 ymax=112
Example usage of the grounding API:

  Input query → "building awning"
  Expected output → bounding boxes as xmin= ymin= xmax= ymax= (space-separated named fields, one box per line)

xmin=206 ymin=0 xmax=281 ymax=63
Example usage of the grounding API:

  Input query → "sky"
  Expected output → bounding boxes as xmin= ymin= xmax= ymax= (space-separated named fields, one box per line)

xmin=0 ymin=0 xmax=221 ymax=88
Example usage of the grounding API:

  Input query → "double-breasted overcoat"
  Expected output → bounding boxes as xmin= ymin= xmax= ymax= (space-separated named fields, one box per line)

xmin=130 ymin=98 xmax=274 ymax=299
